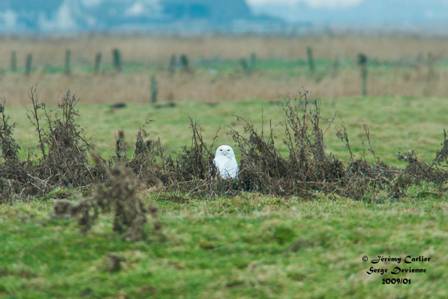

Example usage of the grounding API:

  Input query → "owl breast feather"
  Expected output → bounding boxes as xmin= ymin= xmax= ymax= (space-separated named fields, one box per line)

xmin=214 ymin=157 xmax=238 ymax=179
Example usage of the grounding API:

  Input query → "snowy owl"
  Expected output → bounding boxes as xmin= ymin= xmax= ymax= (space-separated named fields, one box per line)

xmin=213 ymin=145 xmax=239 ymax=179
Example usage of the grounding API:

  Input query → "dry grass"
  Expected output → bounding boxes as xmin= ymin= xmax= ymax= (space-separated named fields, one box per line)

xmin=1 ymin=70 xmax=448 ymax=105
xmin=1 ymin=35 xmax=448 ymax=63
xmin=1 ymin=35 xmax=448 ymax=104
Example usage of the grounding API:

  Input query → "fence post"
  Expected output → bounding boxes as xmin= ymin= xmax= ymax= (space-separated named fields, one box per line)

xmin=332 ymin=58 xmax=340 ymax=77
xmin=94 ymin=52 xmax=102 ymax=74
xmin=25 ymin=54 xmax=33 ymax=76
xmin=112 ymin=48 xmax=122 ymax=72
xmin=427 ymin=52 xmax=437 ymax=81
xmin=10 ymin=51 xmax=17 ymax=72
xmin=240 ymin=58 xmax=250 ymax=75
xmin=306 ymin=46 xmax=315 ymax=74
xmin=357 ymin=53 xmax=368 ymax=97
xmin=179 ymin=54 xmax=191 ymax=73
xmin=64 ymin=49 xmax=72 ymax=76
xmin=250 ymin=52 xmax=257 ymax=70
xmin=169 ymin=55 xmax=177 ymax=75
xmin=150 ymin=76 xmax=158 ymax=104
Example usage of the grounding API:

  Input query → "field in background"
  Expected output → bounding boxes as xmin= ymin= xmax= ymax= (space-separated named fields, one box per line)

xmin=1 ymin=35 xmax=448 ymax=104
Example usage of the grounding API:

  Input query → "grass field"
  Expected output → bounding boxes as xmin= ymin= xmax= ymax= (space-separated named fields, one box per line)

xmin=1 ymin=35 xmax=448 ymax=298
xmin=6 ymin=95 xmax=448 ymax=164
xmin=1 ymin=192 xmax=447 ymax=299
xmin=1 ymin=94 xmax=448 ymax=298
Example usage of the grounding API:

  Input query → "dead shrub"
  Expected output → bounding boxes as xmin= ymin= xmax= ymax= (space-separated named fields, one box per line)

xmin=336 ymin=128 xmax=398 ymax=199
xmin=341 ymin=160 xmax=396 ymax=199
xmin=433 ymin=130 xmax=448 ymax=165
xmin=0 ymin=103 xmax=20 ymax=163
xmin=69 ymin=164 xmax=152 ymax=241
xmin=1 ymin=90 xmax=104 ymax=199
xmin=3 ymin=87 xmax=448 ymax=204
xmin=174 ymin=120 xmax=215 ymax=181
xmin=232 ymin=96 xmax=344 ymax=196
xmin=115 ymin=130 xmax=127 ymax=161
xmin=284 ymin=98 xmax=345 ymax=182
xmin=0 ymin=103 xmax=42 ymax=199
xmin=38 ymin=91 xmax=95 ymax=187
xmin=128 ymin=129 xmax=165 ymax=189
xmin=391 ymin=151 xmax=448 ymax=197
xmin=230 ymin=93 xmax=443 ymax=200
xmin=166 ymin=120 xmax=227 ymax=195
xmin=232 ymin=118 xmax=290 ymax=194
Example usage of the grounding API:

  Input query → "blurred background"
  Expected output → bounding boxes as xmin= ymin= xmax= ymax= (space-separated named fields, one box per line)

xmin=0 ymin=0 xmax=447 ymax=105
xmin=2 ymin=0 xmax=448 ymax=34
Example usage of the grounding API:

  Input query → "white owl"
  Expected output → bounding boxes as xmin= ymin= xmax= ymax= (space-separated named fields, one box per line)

xmin=213 ymin=145 xmax=239 ymax=180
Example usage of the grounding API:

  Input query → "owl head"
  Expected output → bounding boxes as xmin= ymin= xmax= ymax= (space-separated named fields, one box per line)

xmin=215 ymin=145 xmax=236 ymax=159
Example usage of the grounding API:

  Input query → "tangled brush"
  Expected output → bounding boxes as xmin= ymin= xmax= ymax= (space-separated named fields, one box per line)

xmin=55 ymin=163 xmax=159 ymax=241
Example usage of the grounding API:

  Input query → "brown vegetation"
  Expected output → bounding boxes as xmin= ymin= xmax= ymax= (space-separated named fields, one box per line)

xmin=1 ymin=35 xmax=448 ymax=104
xmin=1 ymin=90 xmax=448 ymax=202
xmin=1 ymin=35 xmax=447 ymax=64
xmin=2 ymin=89 xmax=448 ymax=239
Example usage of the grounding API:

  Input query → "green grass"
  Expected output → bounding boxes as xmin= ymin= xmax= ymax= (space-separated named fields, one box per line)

xmin=1 ymin=96 xmax=448 ymax=298
xmin=7 ymin=95 xmax=448 ymax=164
xmin=5 ymin=56 xmax=448 ymax=77
xmin=1 ymin=189 xmax=447 ymax=298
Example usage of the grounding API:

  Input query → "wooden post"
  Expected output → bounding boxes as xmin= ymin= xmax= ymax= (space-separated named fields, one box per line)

xmin=357 ymin=53 xmax=368 ymax=97
xmin=94 ymin=52 xmax=102 ymax=74
xmin=427 ymin=52 xmax=437 ymax=81
xmin=64 ymin=49 xmax=72 ymax=76
xmin=250 ymin=52 xmax=257 ymax=70
xmin=169 ymin=55 xmax=177 ymax=75
xmin=25 ymin=54 xmax=33 ymax=76
xmin=240 ymin=58 xmax=250 ymax=75
xmin=332 ymin=58 xmax=340 ymax=77
xmin=179 ymin=54 xmax=191 ymax=73
xmin=306 ymin=47 xmax=315 ymax=74
xmin=10 ymin=51 xmax=17 ymax=72
xmin=112 ymin=48 xmax=122 ymax=72
xmin=150 ymin=76 xmax=158 ymax=104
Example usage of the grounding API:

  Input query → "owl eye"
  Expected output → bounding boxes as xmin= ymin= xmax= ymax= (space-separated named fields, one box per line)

xmin=227 ymin=149 xmax=230 ymax=152
xmin=220 ymin=149 xmax=223 ymax=151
